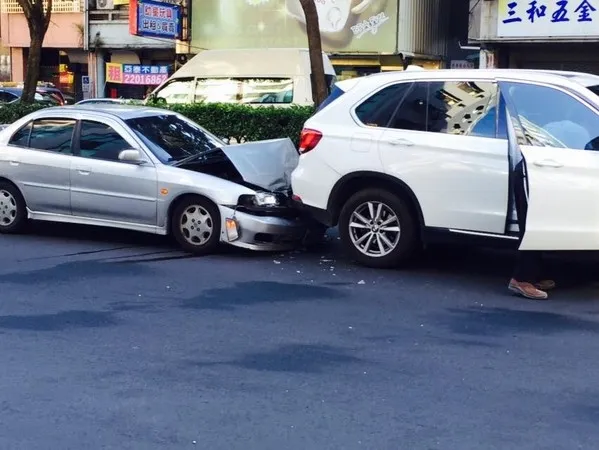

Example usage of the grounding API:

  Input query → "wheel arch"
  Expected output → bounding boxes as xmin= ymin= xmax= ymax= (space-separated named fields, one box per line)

xmin=327 ymin=171 xmax=425 ymax=230
xmin=0 ymin=177 xmax=26 ymax=201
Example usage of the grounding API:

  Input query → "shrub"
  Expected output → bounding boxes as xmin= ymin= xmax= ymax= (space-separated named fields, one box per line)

xmin=0 ymin=102 xmax=46 ymax=124
xmin=169 ymin=103 xmax=315 ymax=146
xmin=0 ymin=102 xmax=315 ymax=146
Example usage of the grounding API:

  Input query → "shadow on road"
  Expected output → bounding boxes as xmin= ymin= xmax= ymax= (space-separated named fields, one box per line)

xmin=18 ymin=222 xmax=599 ymax=290
xmin=190 ymin=343 xmax=363 ymax=374
xmin=435 ymin=306 xmax=599 ymax=337
xmin=180 ymin=281 xmax=347 ymax=311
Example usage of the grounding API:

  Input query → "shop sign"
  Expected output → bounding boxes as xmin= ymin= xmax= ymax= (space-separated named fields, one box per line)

xmin=129 ymin=0 xmax=182 ymax=40
xmin=106 ymin=63 xmax=169 ymax=85
xmin=192 ymin=0 xmax=398 ymax=53
xmin=497 ymin=0 xmax=599 ymax=38
xmin=450 ymin=60 xmax=475 ymax=69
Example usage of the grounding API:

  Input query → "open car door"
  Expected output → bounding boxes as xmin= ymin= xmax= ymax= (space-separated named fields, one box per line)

xmin=499 ymin=80 xmax=599 ymax=250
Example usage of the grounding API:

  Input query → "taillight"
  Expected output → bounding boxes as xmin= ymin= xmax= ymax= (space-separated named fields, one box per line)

xmin=298 ymin=128 xmax=322 ymax=154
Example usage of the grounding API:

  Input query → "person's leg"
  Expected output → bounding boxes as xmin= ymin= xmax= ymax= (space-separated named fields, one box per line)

xmin=509 ymin=161 xmax=552 ymax=299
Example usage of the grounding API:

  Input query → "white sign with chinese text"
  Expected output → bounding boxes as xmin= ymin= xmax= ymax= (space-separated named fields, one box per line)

xmin=497 ymin=0 xmax=599 ymax=37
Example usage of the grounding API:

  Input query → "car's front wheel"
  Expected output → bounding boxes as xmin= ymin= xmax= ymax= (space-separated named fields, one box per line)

xmin=339 ymin=188 xmax=418 ymax=268
xmin=171 ymin=196 xmax=221 ymax=255
xmin=0 ymin=181 xmax=27 ymax=234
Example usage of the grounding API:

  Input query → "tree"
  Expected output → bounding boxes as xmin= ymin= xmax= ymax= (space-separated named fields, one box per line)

xmin=299 ymin=0 xmax=327 ymax=106
xmin=18 ymin=0 xmax=53 ymax=103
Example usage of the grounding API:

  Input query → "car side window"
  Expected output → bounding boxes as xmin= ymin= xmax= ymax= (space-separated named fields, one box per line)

xmin=387 ymin=82 xmax=429 ymax=132
xmin=355 ymin=83 xmax=412 ymax=127
xmin=0 ymin=91 xmax=17 ymax=103
xmin=503 ymin=82 xmax=599 ymax=150
xmin=154 ymin=78 xmax=194 ymax=104
xmin=427 ymin=81 xmax=498 ymax=138
xmin=78 ymin=120 xmax=131 ymax=162
xmin=9 ymin=122 xmax=32 ymax=147
xmin=29 ymin=119 xmax=76 ymax=154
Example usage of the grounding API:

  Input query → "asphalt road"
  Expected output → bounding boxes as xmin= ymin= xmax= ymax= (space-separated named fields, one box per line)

xmin=2 ymin=223 xmax=599 ymax=450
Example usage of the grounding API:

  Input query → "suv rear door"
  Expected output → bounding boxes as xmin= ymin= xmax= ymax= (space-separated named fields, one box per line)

xmin=499 ymin=79 xmax=599 ymax=250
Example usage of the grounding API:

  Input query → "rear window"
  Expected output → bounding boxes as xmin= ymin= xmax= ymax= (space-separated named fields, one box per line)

xmin=316 ymin=85 xmax=346 ymax=112
xmin=194 ymin=78 xmax=294 ymax=104
xmin=587 ymin=84 xmax=599 ymax=97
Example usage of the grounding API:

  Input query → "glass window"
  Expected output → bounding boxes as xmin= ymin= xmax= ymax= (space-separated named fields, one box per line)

xmin=355 ymin=83 xmax=412 ymax=127
xmin=194 ymin=78 xmax=294 ymax=104
xmin=428 ymin=81 xmax=498 ymax=138
xmin=29 ymin=119 xmax=75 ymax=154
xmin=0 ymin=91 xmax=17 ymax=103
xmin=126 ymin=114 xmax=224 ymax=164
xmin=387 ymin=82 xmax=429 ymax=132
xmin=154 ymin=78 xmax=194 ymax=104
xmin=78 ymin=121 xmax=130 ymax=161
xmin=9 ymin=122 xmax=32 ymax=147
xmin=504 ymin=82 xmax=599 ymax=150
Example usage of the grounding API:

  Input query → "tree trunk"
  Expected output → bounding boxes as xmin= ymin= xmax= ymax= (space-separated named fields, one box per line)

xmin=22 ymin=34 xmax=43 ymax=103
xmin=18 ymin=0 xmax=52 ymax=104
xmin=299 ymin=0 xmax=328 ymax=106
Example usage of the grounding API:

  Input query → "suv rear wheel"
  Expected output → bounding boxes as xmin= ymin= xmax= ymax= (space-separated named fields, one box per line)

xmin=339 ymin=188 xmax=418 ymax=268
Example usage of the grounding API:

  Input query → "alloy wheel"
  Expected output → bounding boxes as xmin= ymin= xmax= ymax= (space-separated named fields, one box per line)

xmin=349 ymin=201 xmax=401 ymax=257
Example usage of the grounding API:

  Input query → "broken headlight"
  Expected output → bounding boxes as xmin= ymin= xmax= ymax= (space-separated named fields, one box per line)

xmin=238 ymin=192 xmax=281 ymax=208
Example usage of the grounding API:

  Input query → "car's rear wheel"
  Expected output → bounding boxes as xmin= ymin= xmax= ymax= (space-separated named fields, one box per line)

xmin=171 ymin=196 xmax=221 ymax=255
xmin=339 ymin=188 xmax=418 ymax=268
xmin=0 ymin=181 xmax=27 ymax=234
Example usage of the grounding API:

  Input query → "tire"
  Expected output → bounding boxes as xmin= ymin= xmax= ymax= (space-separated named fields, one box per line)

xmin=0 ymin=181 xmax=27 ymax=234
xmin=338 ymin=188 xmax=419 ymax=269
xmin=171 ymin=196 xmax=221 ymax=255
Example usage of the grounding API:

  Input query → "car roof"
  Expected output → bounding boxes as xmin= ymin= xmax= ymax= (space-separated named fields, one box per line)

xmin=356 ymin=68 xmax=599 ymax=88
xmin=39 ymin=104 xmax=176 ymax=120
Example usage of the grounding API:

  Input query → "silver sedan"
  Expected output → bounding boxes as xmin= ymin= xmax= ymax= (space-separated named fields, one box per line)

xmin=0 ymin=105 xmax=308 ymax=254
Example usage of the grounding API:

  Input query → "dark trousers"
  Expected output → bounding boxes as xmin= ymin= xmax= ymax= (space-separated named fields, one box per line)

xmin=512 ymin=160 xmax=544 ymax=282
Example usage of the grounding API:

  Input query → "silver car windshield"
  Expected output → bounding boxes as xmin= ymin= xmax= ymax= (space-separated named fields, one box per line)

xmin=126 ymin=115 xmax=225 ymax=163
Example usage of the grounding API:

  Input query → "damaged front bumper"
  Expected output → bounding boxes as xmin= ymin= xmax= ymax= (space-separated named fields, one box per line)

xmin=218 ymin=205 xmax=308 ymax=251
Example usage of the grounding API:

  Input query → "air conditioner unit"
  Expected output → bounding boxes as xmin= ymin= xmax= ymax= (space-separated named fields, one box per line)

xmin=97 ymin=0 xmax=114 ymax=10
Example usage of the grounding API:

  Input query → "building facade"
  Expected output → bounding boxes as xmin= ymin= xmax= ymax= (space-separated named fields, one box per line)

xmin=0 ymin=0 xmax=177 ymax=101
xmin=469 ymin=0 xmax=599 ymax=73
xmin=190 ymin=0 xmax=454 ymax=79
xmin=0 ymin=0 xmax=86 ymax=100
xmin=87 ymin=0 xmax=176 ymax=99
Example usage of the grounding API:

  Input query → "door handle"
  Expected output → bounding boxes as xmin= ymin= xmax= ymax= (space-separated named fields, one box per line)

xmin=9 ymin=160 xmax=19 ymax=166
xmin=76 ymin=167 xmax=92 ymax=175
xmin=389 ymin=138 xmax=414 ymax=147
xmin=533 ymin=159 xmax=563 ymax=168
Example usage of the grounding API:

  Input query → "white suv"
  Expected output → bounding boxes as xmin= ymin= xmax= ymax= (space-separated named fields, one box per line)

xmin=291 ymin=69 xmax=599 ymax=268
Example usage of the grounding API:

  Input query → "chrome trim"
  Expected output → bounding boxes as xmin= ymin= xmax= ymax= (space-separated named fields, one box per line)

xmin=449 ymin=229 xmax=519 ymax=240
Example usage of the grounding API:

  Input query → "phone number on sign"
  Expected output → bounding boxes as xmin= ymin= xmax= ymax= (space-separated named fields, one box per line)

xmin=123 ymin=73 xmax=168 ymax=85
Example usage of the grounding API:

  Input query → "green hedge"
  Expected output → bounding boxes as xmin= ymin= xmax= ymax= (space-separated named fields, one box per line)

xmin=168 ymin=103 xmax=314 ymax=146
xmin=0 ymin=101 xmax=315 ymax=146
xmin=0 ymin=103 xmax=46 ymax=124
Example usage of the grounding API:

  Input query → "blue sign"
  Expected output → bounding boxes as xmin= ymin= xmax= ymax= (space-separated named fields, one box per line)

xmin=131 ymin=0 xmax=182 ymax=40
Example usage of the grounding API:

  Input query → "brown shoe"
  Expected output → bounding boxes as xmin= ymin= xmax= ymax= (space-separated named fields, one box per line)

xmin=535 ymin=280 xmax=556 ymax=291
xmin=508 ymin=279 xmax=549 ymax=300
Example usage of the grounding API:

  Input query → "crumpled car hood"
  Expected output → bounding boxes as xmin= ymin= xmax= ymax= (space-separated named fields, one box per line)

xmin=221 ymin=138 xmax=299 ymax=192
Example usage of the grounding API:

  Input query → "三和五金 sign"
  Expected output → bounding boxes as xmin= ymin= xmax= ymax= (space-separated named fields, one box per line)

xmin=106 ymin=63 xmax=169 ymax=85
xmin=497 ymin=0 xmax=599 ymax=37
xmin=129 ymin=0 xmax=182 ymax=40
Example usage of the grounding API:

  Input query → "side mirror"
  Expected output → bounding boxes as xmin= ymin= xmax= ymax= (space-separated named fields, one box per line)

xmin=118 ymin=149 xmax=146 ymax=165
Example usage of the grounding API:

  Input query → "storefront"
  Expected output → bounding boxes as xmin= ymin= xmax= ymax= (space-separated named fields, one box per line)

xmin=476 ymin=0 xmax=599 ymax=74
xmin=190 ymin=0 xmax=449 ymax=78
